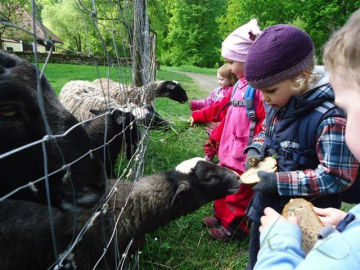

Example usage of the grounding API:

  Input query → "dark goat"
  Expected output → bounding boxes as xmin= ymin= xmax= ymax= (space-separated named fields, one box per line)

xmin=0 ymin=158 xmax=240 ymax=269
xmin=84 ymin=108 xmax=140 ymax=177
xmin=0 ymin=51 xmax=105 ymax=212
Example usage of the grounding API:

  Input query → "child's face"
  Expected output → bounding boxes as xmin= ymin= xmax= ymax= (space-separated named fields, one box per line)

xmin=224 ymin=58 xmax=244 ymax=78
xmin=331 ymin=72 xmax=360 ymax=161
xmin=217 ymin=73 xmax=230 ymax=88
xmin=259 ymin=79 xmax=299 ymax=109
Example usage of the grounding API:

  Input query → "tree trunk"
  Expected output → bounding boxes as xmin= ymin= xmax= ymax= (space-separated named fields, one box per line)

xmin=132 ymin=0 xmax=151 ymax=87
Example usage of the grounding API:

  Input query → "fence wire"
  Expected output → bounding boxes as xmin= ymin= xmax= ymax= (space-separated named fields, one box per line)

xmin=0 ymin=0 xmax=159 ymax=268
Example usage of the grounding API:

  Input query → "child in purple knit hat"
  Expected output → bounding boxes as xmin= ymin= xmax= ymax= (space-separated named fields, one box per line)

xmin=243 ymin=24 xmax=359 ymax=269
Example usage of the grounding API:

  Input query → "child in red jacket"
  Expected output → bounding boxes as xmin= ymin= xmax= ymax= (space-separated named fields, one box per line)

xmin=190 ymin=19 xmax=266 ymax=241
xmin=190 ymin=64 xmax=237 ymax=161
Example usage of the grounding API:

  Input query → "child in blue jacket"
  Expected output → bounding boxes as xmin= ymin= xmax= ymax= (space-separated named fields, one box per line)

xmin=243 ymin=23 xmax=360 ymax=269
xmin=253 ymin=9 xmax=360 ymax=270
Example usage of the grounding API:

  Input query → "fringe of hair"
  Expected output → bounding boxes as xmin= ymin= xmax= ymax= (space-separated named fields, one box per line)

xmin=291 ymin=57 xmax=320 ymax=93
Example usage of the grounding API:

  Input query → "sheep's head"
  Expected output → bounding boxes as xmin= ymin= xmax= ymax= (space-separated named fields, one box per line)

xmin=88 ymin=108 xmax=139 ymax=161
xmin=0 ymin=51 xmax=105 ymax=212
xmin=172 ymin=157 xmax=240 ymax=205
xmin=129 ymin=104 xmax=174 ymax=130
xmin=157 ymin=81 xmax=188 ymax=104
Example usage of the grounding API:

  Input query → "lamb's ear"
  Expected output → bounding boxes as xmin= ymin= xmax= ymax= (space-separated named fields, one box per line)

xmin=171 ymin=183 xmax=190 ymax=205
xmin=112 ymin=110 xmax=126 ymax=125
xmin=90 ymin=109 xmax=102 ymax=116
xmin=167 ymin=82 xmax=176 ymax=90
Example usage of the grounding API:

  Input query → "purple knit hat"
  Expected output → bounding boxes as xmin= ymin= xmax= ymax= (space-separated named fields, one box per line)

xmin=245 ymin=24 xmax=314 ymax=89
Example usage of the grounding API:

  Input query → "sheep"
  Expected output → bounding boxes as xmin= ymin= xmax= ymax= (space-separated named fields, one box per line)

xmin=59 ymin=80 xmax=174 ymax=129
xmin=84 ymin=108 xmax=140 ymax=177
xmin=93 ymin=78 xmax=188 ymax=104
xmin=0 ymin=51 xmax=105 ymax=212
xmin=0 ymin=158 xmax=240 ymax=269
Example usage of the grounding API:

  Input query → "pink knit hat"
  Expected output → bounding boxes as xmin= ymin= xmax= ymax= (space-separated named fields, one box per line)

xmin=221 ymin=19 xmax=262 ymax=62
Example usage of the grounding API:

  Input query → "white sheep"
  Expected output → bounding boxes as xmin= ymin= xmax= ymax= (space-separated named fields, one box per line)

xmin=92 ymin=78 xmax=188 ymax=105
xmin=59 ymin=80 xmax=174 ymax=127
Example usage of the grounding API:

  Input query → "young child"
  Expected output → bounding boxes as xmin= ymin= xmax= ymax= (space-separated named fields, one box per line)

xmin=191 ymin=19 xmax=266 ymax=240
xmin=190 ymin=64 xmax=237 ymax=161
xmin=242 ymin=24 xmax=360 ymax=269
xmin=253 ymin=9 xmax=360 ymax=269
xmin=190 ymin=64 xmax=237 ymax=111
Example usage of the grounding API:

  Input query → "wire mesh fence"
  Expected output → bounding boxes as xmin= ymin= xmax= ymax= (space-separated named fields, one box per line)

xmin=0 ymin=0 xmax=165 ymax=269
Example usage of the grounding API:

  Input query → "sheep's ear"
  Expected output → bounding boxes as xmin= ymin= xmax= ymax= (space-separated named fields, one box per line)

xmin=90 ymin=109 xmax=102 ymax=116
xmin=167 ymin=82 xmax=176 ymax=90
xmin=171 ymin=183 xmax=189 ymax=205
xmin=112 ymin=110 xmax=126 ymax=125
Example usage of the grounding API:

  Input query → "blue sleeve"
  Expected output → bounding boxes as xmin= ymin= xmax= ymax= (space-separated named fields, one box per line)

xmin=254 ymin=220 xmax=305 ymax=270
xmin=255 ymin=204 xmax=360 ymax=270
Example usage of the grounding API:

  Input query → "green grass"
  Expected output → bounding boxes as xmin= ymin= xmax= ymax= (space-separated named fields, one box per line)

xmin=161 ymin=65 xmax=218 ymax=75
xmin=40 ymin=63 xmax=131 ymax=94
xmin=42 ymin=63 xmax=248 ymax=270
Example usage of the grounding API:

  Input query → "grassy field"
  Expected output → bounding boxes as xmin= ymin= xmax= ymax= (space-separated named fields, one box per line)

xmin=43 ymin=63 xmax=249 ymax=269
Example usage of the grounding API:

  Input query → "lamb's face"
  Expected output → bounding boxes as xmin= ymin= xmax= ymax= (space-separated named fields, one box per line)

xmin=159 ymin=81 xmax=188 ymax=104
xmin=0 ymin=51 xmax=105 ymax=212
xmin=175 ymin=158 xmax=240 ymax=202
xmin=135 ymin=105 xmax=174 ymax=129
xmin=191 ymin=161 xmax=240 ymax=199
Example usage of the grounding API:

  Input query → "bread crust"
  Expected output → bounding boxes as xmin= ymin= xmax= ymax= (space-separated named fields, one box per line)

xmin=282 ymin=198 xmax=324 ymax=254
xmin=240 ymin=157 xmax=277 ymax=184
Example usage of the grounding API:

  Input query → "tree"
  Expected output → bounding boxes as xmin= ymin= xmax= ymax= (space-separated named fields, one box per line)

xmin=159 ymin=0 xmax=226 ymax=67
xmin=41 ymin=0 xmax=88 ymax=52
xmin=0 ymin=0 xmax=28 ymax=40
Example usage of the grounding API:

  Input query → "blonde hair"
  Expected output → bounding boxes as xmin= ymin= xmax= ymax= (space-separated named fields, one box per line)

xmin=291 ymin=57 xmax=320 ymax=93
xmin=323 ymin=9 xmax=360 ymax=89
xmin=218 ymin=64 xmax=238 ymax=86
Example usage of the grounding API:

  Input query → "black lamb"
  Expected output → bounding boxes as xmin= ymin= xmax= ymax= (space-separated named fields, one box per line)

xmin=0 ymin=158 xmax=240 ymax=269
xmin=0 ymin=51 xmax=105 ymax=212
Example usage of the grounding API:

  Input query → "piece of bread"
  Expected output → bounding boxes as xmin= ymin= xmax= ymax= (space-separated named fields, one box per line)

xmin=240 ymin=157 xmax=277 ymax=184
xmin=282 ymin=198 xmax=324 ymax=254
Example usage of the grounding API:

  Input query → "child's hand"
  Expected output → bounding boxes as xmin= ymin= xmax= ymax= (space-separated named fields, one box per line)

xmin=190 ymin=117 xmax=195 ymax=127
xmin=313 ymin=207 xmax=347 ymax=226
xmin=259 ymin=207 xmax=298 ymax=233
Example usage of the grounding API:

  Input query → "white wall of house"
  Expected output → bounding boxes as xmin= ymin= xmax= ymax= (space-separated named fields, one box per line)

xmin=31 ymin=42 xmax=46 ymax=53
xmin=1 ymin=40 xmax=23 ymax=52
xmin=1 ymin=40 xmax=49 ymax=53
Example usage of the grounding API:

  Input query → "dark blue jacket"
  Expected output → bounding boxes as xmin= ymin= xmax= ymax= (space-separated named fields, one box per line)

xmin=247 ymin=85 xmax=343 ymax=224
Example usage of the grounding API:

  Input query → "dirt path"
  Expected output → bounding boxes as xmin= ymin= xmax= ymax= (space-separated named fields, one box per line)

xmin=176 ymin=71 xmax=218 ymax=93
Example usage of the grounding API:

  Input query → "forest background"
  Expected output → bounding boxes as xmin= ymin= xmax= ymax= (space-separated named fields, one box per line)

xmin=2 ymin=0 xmax=360 ymax=68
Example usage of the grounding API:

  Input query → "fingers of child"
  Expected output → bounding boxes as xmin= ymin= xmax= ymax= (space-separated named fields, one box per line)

xmin=264 ymin=207 xmax=279 ymax=217
xmin=287 ymin=215 xmax=299 ymax=225
xmin=313 ymin=207 xmax=331 ymax=216
xmin=190 ymin=117 xmax=194 ymax=126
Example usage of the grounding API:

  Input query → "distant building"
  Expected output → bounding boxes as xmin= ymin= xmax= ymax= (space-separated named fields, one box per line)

xmin=0 ymin=7 xmax=62 ymax=53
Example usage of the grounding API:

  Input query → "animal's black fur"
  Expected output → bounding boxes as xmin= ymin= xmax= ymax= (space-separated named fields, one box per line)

xmin=157 ymin=81 xmax=188 ymax=104
xmin=85 ymin=108 xmax=140 ymax=177
xmin=0 ymin=159 xmax=239 ymax=269
xmin=0 ymin=51 xmax=105 ymax=212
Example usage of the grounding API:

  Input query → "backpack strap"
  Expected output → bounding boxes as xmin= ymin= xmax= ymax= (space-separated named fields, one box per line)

xmin=264 ymin=101 xmax=339 ymax=169
xmin=214 ymin=80 xmax=242 ymax=120
xmin=244 ymin=86 xmax=256 ymax=145
xmin=230 ymin=83 xmax=257 ymax=145
xmin=296 ymin=101 xmax=337 ymax=167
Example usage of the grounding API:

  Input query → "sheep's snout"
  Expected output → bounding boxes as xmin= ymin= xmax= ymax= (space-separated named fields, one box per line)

xmin=223 ymin=171 xmax=240 ymax=193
